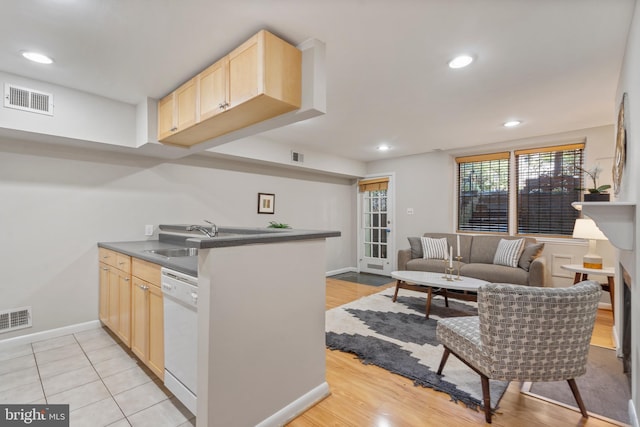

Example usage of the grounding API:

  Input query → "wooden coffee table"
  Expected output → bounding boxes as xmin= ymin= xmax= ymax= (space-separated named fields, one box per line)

xmin=391 ymin=270 xmax=490 ymax=319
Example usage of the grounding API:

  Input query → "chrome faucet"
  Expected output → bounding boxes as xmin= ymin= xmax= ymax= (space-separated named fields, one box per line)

xmin=186 ymin=224 xmax=216 ymax=238
xmin=204 ymin=220 xmax=218 ymax=236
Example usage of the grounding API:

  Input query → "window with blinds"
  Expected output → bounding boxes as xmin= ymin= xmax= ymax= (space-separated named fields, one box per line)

xmin=515 ymin=143 xmax=584 ymax=236
xmin=456 ymin=152 xmax=510 ymax=233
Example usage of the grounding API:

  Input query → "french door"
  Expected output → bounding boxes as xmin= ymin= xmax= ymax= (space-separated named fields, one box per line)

xmin=358 ymin=176 xmax=393 ymax=275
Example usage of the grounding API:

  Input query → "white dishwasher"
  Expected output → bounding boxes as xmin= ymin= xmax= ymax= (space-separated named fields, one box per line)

xmin=161 ymin=267 xmax=198 ymax=415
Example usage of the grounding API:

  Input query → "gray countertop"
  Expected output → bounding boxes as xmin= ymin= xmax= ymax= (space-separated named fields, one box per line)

xmin=181 ymin=226 xmax=341 ymax=249
xmin=98 ymin=226 xmax=341 ymax=277
xmin=98 ymin=240 xmax=199 ymax=276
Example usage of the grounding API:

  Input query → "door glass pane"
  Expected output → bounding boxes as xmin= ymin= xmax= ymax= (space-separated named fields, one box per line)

xmin=361 ymin=188 xmax=389 ymax=262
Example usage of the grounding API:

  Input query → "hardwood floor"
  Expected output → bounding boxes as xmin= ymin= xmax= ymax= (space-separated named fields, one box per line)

xmin=287 ymin=279 xmax=621 ymax=427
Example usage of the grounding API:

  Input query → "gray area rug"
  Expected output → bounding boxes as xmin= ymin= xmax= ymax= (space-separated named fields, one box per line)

xmin=325 ymin=287 xmax=509 ymax=412
xmin=329 ymin=272 xmax=394 ymax=287
xmin=523 ymin=346 xmax=631 ymax=424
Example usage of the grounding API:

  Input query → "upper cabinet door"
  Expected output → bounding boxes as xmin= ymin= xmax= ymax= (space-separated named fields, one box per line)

xmin=175 ymin=78 xmax=198 ymax=131
xmin=228 ymin=33 xmax=260 ymax=108
xmin=199 ymin=58 xmax=229 ymax=121
xmin=157 ymin=94 xmax=175 ymax=141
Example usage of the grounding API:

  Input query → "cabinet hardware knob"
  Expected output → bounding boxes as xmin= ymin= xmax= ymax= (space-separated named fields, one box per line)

xmin=170 ymin=127 xmax=177 ymax=132
xmin=124 ymin=278 xmax=130 ymax=282
xmin=102 ymin=267 xmax=109 ymax=271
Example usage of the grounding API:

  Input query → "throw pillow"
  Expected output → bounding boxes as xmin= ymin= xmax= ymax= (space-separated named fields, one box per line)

xmin=518 ymin=242 xmax=545 ymax=271
xmin=407 ymin=237 xmax=423 ymax=259
xmin=493 ymin=238 xmax=525 ymax=268
xmin=421 ymin=237 xmax=449 ymax=260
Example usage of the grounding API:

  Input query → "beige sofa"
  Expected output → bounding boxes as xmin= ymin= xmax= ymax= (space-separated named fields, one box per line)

xmin=397 ymin=233 xmax=546 ymax=287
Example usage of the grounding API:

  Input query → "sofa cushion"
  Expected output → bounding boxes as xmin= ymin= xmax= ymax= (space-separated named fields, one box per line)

xmin=493 ymin=238 xmax=525 ymax=268
xmin=422 ymin=233 xmax=473 ymax=263
xmin=518 ymin=243 xmax=545 ymax=271
xmin=421 ymin=237 xmax=448 ymax=260
xmin=406 ymin=258 xmax=459 ymax=273
xmin=469 ymin=235 xmax=528 ymax=264
xmin=407 ymin=237 xmax=423 ymax=258
xmin=460 ymin=263 xmax=529 ymax=286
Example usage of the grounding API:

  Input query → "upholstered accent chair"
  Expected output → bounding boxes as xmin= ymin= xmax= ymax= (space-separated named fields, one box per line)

xmin=436 ymin=281 xmax=602 ymax=423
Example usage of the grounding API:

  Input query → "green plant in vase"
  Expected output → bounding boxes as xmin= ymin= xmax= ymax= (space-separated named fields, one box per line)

xmin=577 ymin=166 xmax=611 ymax=201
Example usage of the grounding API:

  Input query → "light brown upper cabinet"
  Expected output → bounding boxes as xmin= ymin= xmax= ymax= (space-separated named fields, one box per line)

xmin=157 ymin=78 xmax=198 ymax=141
xmin=199 ymin=58 xmax=229 ymax=121
xmin=158 ymin=30 xmax=302 ymax=147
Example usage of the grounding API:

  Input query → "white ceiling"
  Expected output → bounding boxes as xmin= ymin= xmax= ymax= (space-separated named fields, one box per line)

xmin=0 ymin=0 xmax=635 ymax=162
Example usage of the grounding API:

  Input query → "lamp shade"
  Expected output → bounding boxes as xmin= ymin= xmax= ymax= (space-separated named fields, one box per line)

xmin=572 ymin=218 xmax=607 ymax=241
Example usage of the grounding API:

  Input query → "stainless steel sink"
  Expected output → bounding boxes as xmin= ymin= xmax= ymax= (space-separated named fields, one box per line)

xmin=145 ymin=247 xmax=198 ymax=258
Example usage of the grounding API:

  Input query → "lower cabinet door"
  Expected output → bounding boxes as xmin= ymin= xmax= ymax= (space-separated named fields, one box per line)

xmin=99 ymin=263 xmax=109 ymax=324
xmin=131 ymin=278 xmax=149 ymax=361
xmin=117 ymin=271 xmax=132 ymax=347
xmin=147 ymin=284 xmax=164 ymax=380
xmin=107 ymin=268 xmax=119 ymax=333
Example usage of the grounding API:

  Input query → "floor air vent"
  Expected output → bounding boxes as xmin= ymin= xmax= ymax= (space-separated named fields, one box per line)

xmin=0 ymin=306 xmax=32 ymax=334
xmin=4 ymin=84 xmax=54 ymax=116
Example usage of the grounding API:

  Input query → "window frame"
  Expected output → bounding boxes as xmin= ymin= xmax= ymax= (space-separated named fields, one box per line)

xmin=455 ymin=143 xmax=585 ymax=237
xmin=456 ymin=152 xmax=510 ymax=234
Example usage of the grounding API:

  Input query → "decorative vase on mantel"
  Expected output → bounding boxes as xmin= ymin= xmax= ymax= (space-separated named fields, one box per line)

xmin=583 ymin=193 xmax=610 ymax=202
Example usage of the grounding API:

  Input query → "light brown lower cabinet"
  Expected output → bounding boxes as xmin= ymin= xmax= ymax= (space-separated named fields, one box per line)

xmin=98 ymin=248 xmax=131 ymax=346
xmin=98 ymin=249 xmax=163 ymax=380
xmin=131 ymin=260 xmax=164 ymax=380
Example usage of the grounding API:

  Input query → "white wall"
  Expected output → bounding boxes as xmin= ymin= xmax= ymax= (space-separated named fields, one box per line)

xmin=366 ymin=125 xmax=617 ymax=289
xmin=615 ymin=0 xmax=640 ymax=420
xmin=0 ymin=71 xmax=136 ymax=147
xmin=0 ymin=137 xmax=355 ymax=340
xmin=367 ymin=150 xmax=454 ymax=248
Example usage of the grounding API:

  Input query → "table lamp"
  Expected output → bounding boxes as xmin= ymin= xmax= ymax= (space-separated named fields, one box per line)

xmin=572 ymin=218 xmax=607 ymax=269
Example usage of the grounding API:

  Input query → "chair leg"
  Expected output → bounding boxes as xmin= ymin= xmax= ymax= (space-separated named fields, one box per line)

xmin=481 ymin=374 xmax=492 ymax=423
xmin=436 ymin=347 xmax=450 ymax=375
xmin=567 ymin=378 xmax=588 ymax=418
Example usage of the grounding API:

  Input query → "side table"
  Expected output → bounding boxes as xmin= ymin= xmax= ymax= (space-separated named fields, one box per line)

xmin=561 ymin=264 xmax=615 ymax=321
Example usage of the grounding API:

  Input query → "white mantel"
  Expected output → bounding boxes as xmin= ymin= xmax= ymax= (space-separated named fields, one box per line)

xmin=572 ymin=202 xmax=636 ymax=251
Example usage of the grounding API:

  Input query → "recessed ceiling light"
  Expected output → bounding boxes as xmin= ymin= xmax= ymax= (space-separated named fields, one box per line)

xmin=21 ymin=51 xmax=54 ymax=64
xmin=377 ymin=144 xmax=391 ymax=151
xmin=448 ymin=55 xmax=474 ymax=69
xmin=503 ymin=120 xmax=522 ymax=128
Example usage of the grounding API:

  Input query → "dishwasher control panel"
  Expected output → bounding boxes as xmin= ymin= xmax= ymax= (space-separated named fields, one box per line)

xmin=161 ymin=268 xmax=198 ymax=308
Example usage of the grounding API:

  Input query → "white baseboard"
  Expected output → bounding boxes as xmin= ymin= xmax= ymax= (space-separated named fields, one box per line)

xmin=255 ymin=382 xmax=330 ymax=427
xmin=0 ymin=320 xmax=101 ymax=350
xmin=613 ymin=325 xmax=622 ymax=356
xmin=325 ymin=266 xmax=357 ymax=276
xmin=630 ymin=399 xmax=638 ymax=427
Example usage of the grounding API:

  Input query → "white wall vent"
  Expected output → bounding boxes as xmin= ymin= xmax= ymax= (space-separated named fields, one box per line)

xmin=4 ymin=83 xmax=54 ymax=116
xmin=0 ymin=306 xmax=32 ymax=334
xmin=291 ymin=151 xmax=304 ymax=163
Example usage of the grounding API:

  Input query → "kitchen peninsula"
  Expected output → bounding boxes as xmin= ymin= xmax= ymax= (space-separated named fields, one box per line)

xmin=99 ymin=226 xmax=340 ymax=427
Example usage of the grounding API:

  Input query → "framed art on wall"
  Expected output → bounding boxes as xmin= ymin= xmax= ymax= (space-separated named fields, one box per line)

xmin=258 ymin=193 xmax=275 ymax=214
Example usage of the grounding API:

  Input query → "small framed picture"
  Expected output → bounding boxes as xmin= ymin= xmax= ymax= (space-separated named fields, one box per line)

xmin=258 ymin=193 xmax=275 ymax=214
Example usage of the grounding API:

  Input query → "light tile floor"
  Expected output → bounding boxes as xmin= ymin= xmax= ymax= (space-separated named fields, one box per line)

xmin=0 ymin=327 xmax=195 ymax=427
